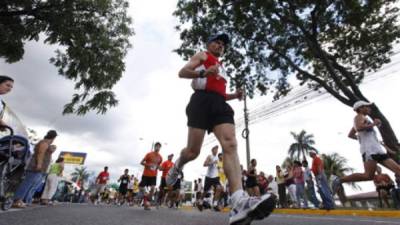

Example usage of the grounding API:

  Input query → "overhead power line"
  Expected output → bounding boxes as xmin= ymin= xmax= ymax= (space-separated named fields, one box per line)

xmin=203 ymin=50 xmax=400 ymax=147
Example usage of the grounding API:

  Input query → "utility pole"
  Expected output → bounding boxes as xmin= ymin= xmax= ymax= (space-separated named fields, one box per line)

xmin=241 ymin=87 xmax=251 ymax=170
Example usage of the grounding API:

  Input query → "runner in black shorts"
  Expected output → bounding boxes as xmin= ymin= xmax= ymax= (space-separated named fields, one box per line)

xmin=166 ymin=33 xmax=275 ymax=225
xmin=204 ymin=177 xmax=221 ymax=194
xmin=117 ymin=169 xmax=130 ymax=205
xmin=139 ymin=143 xmax=163 ymax=210
xmin=331 ymin=101 xmax=400 ymax=199
xmin=199 ymin=146 xmax=222 ymax=211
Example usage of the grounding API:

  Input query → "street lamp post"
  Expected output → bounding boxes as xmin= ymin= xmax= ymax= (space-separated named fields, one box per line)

xmin=241 ymin=87 xmax=251 ymax=170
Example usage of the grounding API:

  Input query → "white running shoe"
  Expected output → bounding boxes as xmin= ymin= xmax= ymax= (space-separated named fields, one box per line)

xmin=229 ymin=193 xmax=275 ymax=225
xmin=166 ymin=165 xmax=181 ymax=186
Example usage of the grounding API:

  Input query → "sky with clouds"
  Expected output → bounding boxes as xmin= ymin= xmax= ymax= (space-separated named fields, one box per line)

xmin=1 ymin=0 xmax=400 ymax=195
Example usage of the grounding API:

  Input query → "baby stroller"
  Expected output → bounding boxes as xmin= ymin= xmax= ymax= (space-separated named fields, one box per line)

xmin=0 ymin=126 xmax=31 ymax=210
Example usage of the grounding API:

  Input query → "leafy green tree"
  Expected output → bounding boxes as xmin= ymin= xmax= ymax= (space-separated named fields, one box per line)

xmin=321 ymin=153 xmax=360 ymax=189
xmin=0 ymin=0 xmax=134 ymax=115
xmin=71 ymin=166 xmax=90 ymax=188
xmin=288 ymin=130 xmax=316 ymax=161
xmin=174 ymin=0 xmax=400 ymax=150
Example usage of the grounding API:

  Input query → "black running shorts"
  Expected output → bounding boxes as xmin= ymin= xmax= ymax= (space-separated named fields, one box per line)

xmin=362 ymin=153 xmax=389 ymax=163
xmin=139 ymin=176 xmax=157 ymax=187
xmin=119 ymin=186 xmax=128 ymax=195
xmin=204 ymin=176 xmax=221 ymax=192
xmin=186 ymin=91 xmax=234 ymax=133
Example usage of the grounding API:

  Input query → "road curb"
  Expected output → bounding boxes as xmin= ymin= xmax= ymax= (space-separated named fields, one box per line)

xmin=181 ymin=206 xmax=400 ymax=218
xmin=273 ymin=208 xmax=400 ymax=218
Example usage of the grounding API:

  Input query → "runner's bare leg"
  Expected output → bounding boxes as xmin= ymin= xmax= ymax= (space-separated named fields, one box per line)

xmin=213 ymin=124 xmax=242 ymax=193
xmin=176 ymin=127 xmax=206 ymax=169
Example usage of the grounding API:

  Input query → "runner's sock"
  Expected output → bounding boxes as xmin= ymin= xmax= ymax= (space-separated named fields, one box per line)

xmin=230 ymin=189 xmax=245 ymax=206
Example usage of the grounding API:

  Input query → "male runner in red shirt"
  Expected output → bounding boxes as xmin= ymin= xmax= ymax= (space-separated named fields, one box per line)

xmin=140 ymin=142 xmax=163 ymax=210
xmin=166 ymin=33 xmax=275 ymax=225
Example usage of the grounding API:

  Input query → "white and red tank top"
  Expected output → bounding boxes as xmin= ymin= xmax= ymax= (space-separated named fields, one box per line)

xmin=191 ymin=52 xmax=229 ymax=98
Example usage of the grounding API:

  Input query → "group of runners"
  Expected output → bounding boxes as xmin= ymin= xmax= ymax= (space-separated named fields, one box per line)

xmin=90 ymin=166 xmax=141 ymax=206
xmin=92 ymin=33 xmax=400 ymax=225
xmin=90 ymin=143 xmax=184 ymax=209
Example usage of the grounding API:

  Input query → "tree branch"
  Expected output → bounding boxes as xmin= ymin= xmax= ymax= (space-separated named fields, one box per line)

xmin=264 ymin=38 xmax=352 ymax=106
xmin=325 ymin=53 xmax=368 ymax=100
xmin=310 ymin=4 xmax=319 ymax=38
xmin=286 ymin=1 xmax=358 ymax=103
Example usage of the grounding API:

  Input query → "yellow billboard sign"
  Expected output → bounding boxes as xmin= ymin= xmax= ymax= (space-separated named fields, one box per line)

xmin=59 ymin=152 xmax=87 ymax=165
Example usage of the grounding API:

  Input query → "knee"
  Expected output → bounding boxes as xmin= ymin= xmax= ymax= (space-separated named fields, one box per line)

xmin=221 ymin=138 xmax=237 ymax=154
xmin=183 ymin=147 xmax=201 ymax=160
xmin=188 ymin=148 xmax=201 ymax=160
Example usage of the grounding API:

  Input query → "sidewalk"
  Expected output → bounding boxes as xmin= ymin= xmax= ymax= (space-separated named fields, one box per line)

xmin=273 ymin=208 xmax=400 ymax=218
xmin=182 ymin=206 xmax=400 ymax=218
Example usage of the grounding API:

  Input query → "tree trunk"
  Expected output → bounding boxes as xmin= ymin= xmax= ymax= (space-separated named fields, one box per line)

xmin=369 ymin=104 xmax=399 ymax=154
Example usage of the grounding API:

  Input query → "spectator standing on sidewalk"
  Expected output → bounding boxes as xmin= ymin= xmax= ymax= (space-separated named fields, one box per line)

xmin=310 ymin=150 xmax=334 ymax=210
xmin=293 ymin=161 xmax=308 ymax=208
xmin=276 ymin=165 xmax=287 ymax=208
xmin=246 ymin=159 xmax=260 ymax=197
xmin=302 ymin=160 xmax=320 ymax=208
xmin=12 ymin=130 xmax=58 ymax=208
xmin=284 ymin=164 xmax=297 ymax=208
xmin=391 ymin=175 xmax=400 ymax=209
xmin=41 ymin=157 xmax=64 ymax=205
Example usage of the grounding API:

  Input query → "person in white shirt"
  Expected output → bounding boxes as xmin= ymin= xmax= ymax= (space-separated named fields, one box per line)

xmin=332 ymin=101 xmax=400 ymax=197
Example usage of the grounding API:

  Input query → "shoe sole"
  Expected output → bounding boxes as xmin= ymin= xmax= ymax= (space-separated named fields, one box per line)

xmin=230 ymin=195 xmax=276 ymax=225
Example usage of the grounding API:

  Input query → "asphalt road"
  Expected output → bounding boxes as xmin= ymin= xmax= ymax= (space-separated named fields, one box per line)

xmin=0 ymin=204 xmax=399 ymax=225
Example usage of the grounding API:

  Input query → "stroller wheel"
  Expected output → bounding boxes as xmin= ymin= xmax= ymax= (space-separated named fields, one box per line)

xmin=2 ymin=197 xmax=13 ymax=211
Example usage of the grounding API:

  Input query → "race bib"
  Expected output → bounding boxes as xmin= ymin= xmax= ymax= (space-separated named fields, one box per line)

xmin=191 ymin=65 xmax=207 ymax=90
xmin=149 ymin=165 xmax=157 ymax=171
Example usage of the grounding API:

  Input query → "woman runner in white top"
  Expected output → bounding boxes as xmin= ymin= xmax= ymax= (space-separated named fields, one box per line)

xmin=331 ymin=101 xmax=400 ymax=197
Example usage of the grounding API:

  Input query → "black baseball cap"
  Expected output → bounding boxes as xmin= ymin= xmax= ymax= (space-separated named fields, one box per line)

xmin=207 ymin=33 xmax=230 ymax=46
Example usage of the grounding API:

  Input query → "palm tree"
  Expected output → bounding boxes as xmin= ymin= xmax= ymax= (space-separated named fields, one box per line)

xmin=321 ymin=153 xmax=360 ymax=206
xmin=321 ymin=153 xmax=356 ymax=182
xmin=288 ymin=130 xmax=316 ymax=161
xmin=71 ymin=166 xmax=90 ymax=188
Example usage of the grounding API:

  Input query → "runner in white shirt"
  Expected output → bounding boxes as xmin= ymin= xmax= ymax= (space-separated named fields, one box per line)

xmin=197 ymin=146 xmax=223 ymax=211
xmin=332 ymin=101 xmax=400 ymax=196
